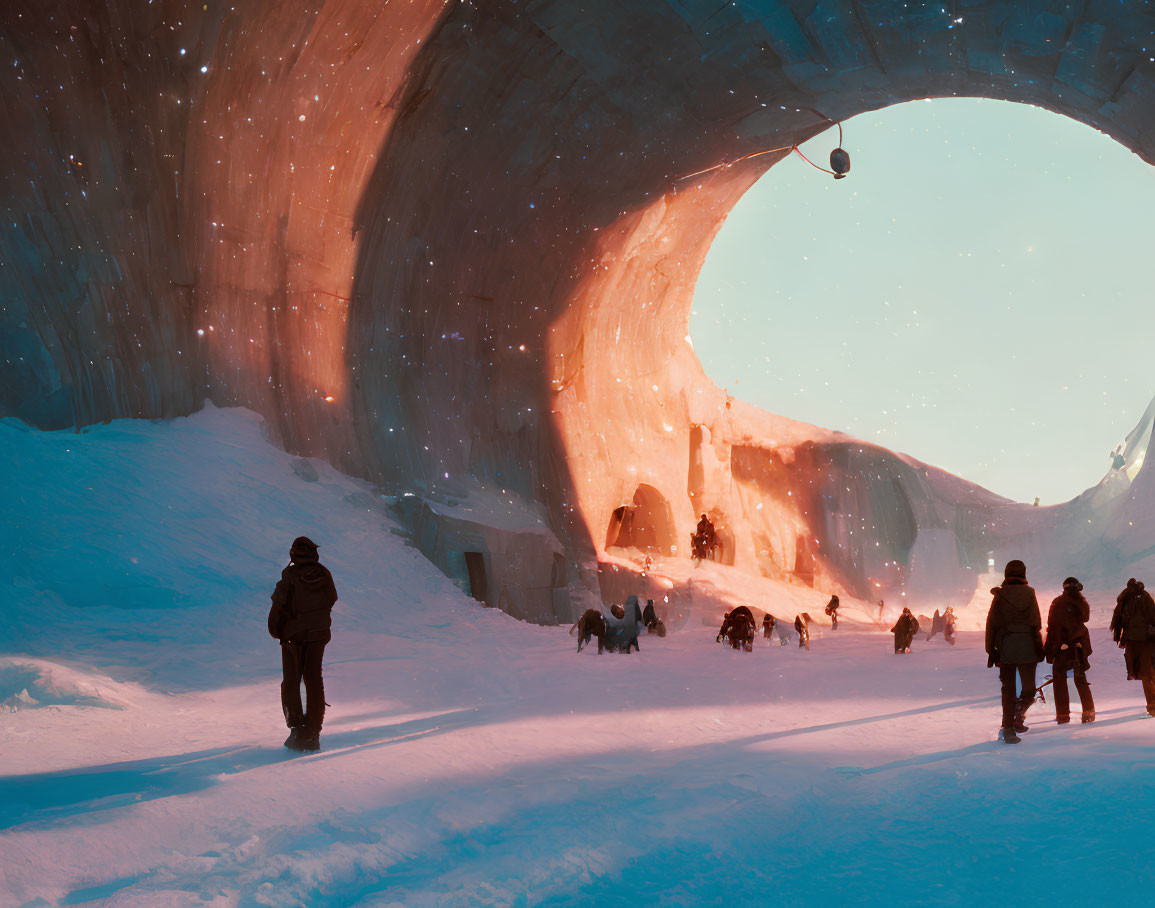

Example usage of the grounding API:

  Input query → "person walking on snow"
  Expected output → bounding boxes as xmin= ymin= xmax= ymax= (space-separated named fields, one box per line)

xmin=891 ymin=607 xmax=919 ymax=653
xmin=794 ymin=614 xmax=810 ymax=650
xmin=268 ymin=536 xmax=339 ymax=751
xmin=985 ymin=559 xmax=1043 ymax=744
xmin=824 ymin=595 xmax=840 ymax=630
xmin=1044 ymin=577 xmax=1095 ymax=724
xmin=1110 ymin=578 xmax=1155 ymax=716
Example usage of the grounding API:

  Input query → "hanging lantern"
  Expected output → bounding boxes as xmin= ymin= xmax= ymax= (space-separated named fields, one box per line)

xmin=829 ymin=147 xmax=851 ymax=179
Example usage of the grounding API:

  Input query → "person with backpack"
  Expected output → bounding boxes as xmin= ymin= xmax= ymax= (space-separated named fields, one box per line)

xmin=1044 ymin=577 xmax=1095 ymax=724
xmin=985 ymin=560 xmax=1043 ymax=744
xmin=268 ymin=536 xmax=339 ymax=751
xmin=1110 ymin=578 xmax=1155 ymax=716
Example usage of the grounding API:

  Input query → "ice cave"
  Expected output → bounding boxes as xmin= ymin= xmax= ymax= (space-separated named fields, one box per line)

xmin=9 ymin=3 xmax=1155 ymax=904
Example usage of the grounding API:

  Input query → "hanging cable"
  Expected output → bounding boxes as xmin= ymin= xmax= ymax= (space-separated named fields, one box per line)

xmin=674 ymin=113 xmax=849 ymax=184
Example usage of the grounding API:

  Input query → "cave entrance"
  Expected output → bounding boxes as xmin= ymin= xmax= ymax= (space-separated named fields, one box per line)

xmin=605 ymin=484 xmax=677 ymax=556
xmin=689 ymin=98 xmax=1155 ymax=507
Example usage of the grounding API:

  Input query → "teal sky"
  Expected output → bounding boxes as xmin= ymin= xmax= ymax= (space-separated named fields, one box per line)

xmin=690 ymin=98 xmax=1155 ymax=505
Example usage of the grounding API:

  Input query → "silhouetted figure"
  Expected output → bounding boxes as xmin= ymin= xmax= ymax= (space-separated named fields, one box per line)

xmin=943 ymin=607 xmax=957 ymax=646
xmin=891 ymin=608 xmax=919 ymax=654
xmin=824 ymin=595 xmax=840 ymax=630
xmin=877 ymin=599 xmax=885 ymax=623
xmin=692 ymin=514 xmax=716 ymax=562
xmin=574 ymin=609 xmax=607 ymax=653
xmin=1111 ymin=446 xmax=1126 ymax=471
xmin=641 ymin=598 xmax=666 ymax=636
xmin=268 ymin=536 xmax=338 ymax=752
xmin=718 ymin=605 xmax=756 ymax=651
xmin=1045 ymin=577 xmax=1095 ymax=724
xmin=1110 ymin=578 xmax=1155 ymax=716
xmin=986 ymin=560 xmax=1043 ymax=744
xmin=794 ymin=614 xmax=810 ymax=650
xmin=762 ymin=613 xmax=776 ymax=638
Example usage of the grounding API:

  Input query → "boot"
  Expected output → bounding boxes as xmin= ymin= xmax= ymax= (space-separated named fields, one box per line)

xmin=1001 ymin=728 xmax=1021 ymax=744
xmin=1013 ymin=712 xmax=1029 ymax=733
xmin=1081 ymin=710 xmax=1095 ymax=724
xmin=1055 ymin=715 xmax=1070 ymax=725
xmin=295 ymin=730 xmax=320 ymax=751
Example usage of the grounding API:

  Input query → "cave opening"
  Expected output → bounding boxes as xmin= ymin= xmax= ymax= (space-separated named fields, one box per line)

xmin=605 ymin=484 xmax=677 ymax=556
xmin=689 ymin=98 xmax=1155 ymax=507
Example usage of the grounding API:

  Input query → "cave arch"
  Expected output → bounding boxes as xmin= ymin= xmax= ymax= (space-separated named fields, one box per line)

xmin=9 ymin=2 xmax=1155 ymax=620
xmin=606 ymin=484 xmax=678 ymax=557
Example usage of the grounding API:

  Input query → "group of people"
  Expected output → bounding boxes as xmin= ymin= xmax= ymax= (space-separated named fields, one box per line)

xmin=715 ymin=608 xmax=815 ymax=651
xmin=889 ymin=606 xmax=957 ymax=653
xmin=265 ymin=536 xmax=1155 ymax=753
xmin=986 ymin=559 xmax=1155 ymax=743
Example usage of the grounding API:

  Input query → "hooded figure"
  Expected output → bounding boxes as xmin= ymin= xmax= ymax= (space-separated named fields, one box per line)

xmin=719 ymin=605 xmax=756 ymax=651
xmin=1110 ymin=578 xmax=1155 ymax=715
xmin=269 ymin=536 xmax=338 ymax=751
xmin=1044 ymin=577 xmax=1095 ymax=723
xmin=891 ymin=608 xmax=919 ymax=653
xmin=985 ymin=560 xmax=1043 ymax=743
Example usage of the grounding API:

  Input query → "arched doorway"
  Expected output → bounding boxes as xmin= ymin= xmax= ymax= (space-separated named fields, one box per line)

xmin=605 ymin=484 xmax=677 ymax=556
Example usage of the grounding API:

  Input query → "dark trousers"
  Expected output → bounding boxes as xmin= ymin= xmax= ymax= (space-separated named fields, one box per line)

xmin=1143 ymin=678 xmax=1155 ymax=712
xmin=281 ymin=641 xmax=326 ymax=732
xmin=999 ymin=662 xmax=1037 ymax=730
xmin=1052 ymin=654 xmax=1093 ymax=719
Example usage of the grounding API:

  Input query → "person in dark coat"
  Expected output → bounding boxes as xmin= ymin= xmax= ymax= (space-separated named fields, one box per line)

xmin=693 ymin=513 xmax=716 ymax=561
xmin=718 ymin=606 xmax=756 ymax=651
xmin=985 ymin=560 xmax=1043 ymax=743
xmin=891 ymin=608 xmax=919 ymax=653
xmin=268 ymin=536 xmax=339 ymax=751
xmin=824 ymin=595 xmax=840 ymax=630
xmin=1044 ymin=577 xmax=1095 ymax=724
xmin=1110 ymin=578 xmax=1155 ymax=716
xmin=943 ymin=607 xmax=957 ymax=646
xmin=762 ymin=612 xmax=776 ymax=638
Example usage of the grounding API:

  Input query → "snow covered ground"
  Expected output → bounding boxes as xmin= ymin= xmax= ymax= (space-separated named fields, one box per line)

xmin=2 ymin=407 xmax=1154 ymax=907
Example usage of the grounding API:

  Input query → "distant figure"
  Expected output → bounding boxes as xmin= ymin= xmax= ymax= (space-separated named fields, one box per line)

xmin=762 ymin=613 xmax=776 ymax=639
xmin=877 ymin=599 xmax=885 ymax=623
xmin=927 ymin=608 xmax=957 ymax=642
xmin=794 ymin=614 xmax=810 ymax=651
xmin=985 ymin=560 xmax=1043 ymax=744
xmin=1111 ymin=445 xmax=1127 ymax=471
xmin=719 ymin=605 xmax=756 ymax=651
xmin=642 ymin=598 xmax=666 ymax=636
xmin=891 ymin=608 xmax=919 ymax=654
xmin=824 ymin=595 xmax=840 ymax=630
xmin=1044 ymin=577 xmax=1095 ymax=724
xmin=1032 ymin=497 xmax=1040 ymax=507
xmin=943 ymin=607 xmax=957 ymax=646
xmin=268 ymin=536 xmax=339 ymax=752
xmin=693 ymin=514 xmax=716 ymax=562
xmin=1110 ymin=578 xmax=1155 ymax=716
xmin=574 ymin=609 xmax=607 ymax=654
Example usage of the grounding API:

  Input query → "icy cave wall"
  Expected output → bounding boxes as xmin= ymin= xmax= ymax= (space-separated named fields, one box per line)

xmin=5 ymin=1 xmax=1155 ymax=621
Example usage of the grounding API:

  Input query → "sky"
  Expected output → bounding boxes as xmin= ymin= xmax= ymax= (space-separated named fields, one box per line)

xmin=690 ymin=98 xmax=1155 ymax=506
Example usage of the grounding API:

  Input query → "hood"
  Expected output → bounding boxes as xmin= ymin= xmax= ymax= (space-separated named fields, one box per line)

xmin=997 ymin=581 xmax=1037 ymax=618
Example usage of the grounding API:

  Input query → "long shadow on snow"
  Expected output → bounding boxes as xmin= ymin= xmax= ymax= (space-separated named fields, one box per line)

xmin=0 ymin=707 xmax=480 ymax=831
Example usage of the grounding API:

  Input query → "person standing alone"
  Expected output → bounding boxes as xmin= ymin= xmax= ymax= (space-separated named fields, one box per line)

xmin=268 ymin=536 xmax=339 ymax=751
xmin=1110 ymin=578 xmax=1155 ymax=716
xmin=985 ymin=560 xmax=1043 ymax=744
xmin=1044 ymin=577 xmax=1095 ymax=724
